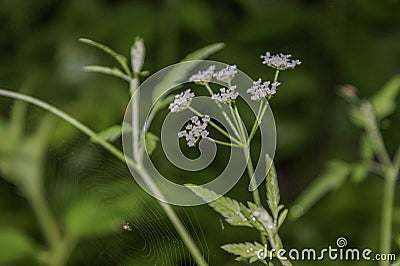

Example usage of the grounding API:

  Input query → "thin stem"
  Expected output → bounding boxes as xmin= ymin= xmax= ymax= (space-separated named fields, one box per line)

xmin=130 ymin=78 xmax=141 ymax=163
xmin=208 ymin=137 xmax=244 ymax=148
xmin=204 ymin=83 xmax=241 ymax=139
xmin=248 ymin=102 xmax=269 ymax=144
xmin=0 ymin=88 xmax=208 ymax=266
xmin=228 ymin=105 xmax=242 ymax=140
xmin=188 ymin=106 xmax=243 ymax=145
xmin=273 ymin=70 xmax=280 ymax=83
xmin=28 ymin=192 xmax=61 ymax=250
xmin=233 ymin=104 xmax=246 ymax=142
xmin=380 ymin=170 xmax=397 ymax=266
xmin=360 ymin=102 xmax=397 ymax=266
xmin=243 ymin=146 xmax=267 ymax=246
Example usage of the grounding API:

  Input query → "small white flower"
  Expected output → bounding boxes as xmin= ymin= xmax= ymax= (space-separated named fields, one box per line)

xmin=211 ymin=85 xmax=239 ymax=104
xmin=189 ymin=65 xmax=216 ymax=84
xmin=261 ymin=52 xmax=301 ymax=70
xmin=213 ymin=65 xmax=237 ymax=83
xmin=178 ymin=115 xmax=210 ymax=147
xmin=168 ymin=89 xmax=195 ymax=113
xmin=247 ymin=79 xmax=280 ymax=101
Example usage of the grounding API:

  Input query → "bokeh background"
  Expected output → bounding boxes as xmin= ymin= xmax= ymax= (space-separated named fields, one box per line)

xmin=1 ymin=0 xmax=399 ymax=265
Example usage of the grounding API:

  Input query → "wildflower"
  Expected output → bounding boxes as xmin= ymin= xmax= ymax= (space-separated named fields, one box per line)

xmin=122 ymin=221 xmax=133 ymax=231
xmin=178 ymin=115 xmax=210 ymax=147
xmin=213 ymin=65 xmax=237 ymax=83
xmin=211 ymin=85 xmax=239 ymax=104
xmin=189 ymin=65 xmax=215 ymax=84
xmin=168 ymin=89 xmax=195 ymax=113
xmin=247 ymin=79 xmax=280 ymax=101
xmin=261 ymin=52 xmax=301 ymax=70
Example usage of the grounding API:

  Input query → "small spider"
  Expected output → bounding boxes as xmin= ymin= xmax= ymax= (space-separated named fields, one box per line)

xmin=122 ymin=221 xmax=133 ymax=231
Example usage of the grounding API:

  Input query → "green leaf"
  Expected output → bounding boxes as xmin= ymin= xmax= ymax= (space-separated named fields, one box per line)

xmin=290 ymin=161 xmax=351 ymax=219
xmin=277 ymin=209 xmax=288 ymax=230
xmin=64 ymin=180 xmax=147 ymax=239
xmin=239 ymin=203 xmax=268 ymax=234
xmin=83 ymin=65 xmax=131 ymax=82
xmin=372 ymin=74 xmax=400 ymax=120
xmin=79 ymin=38 xmax=131 ymax=75
xmin=145 ymin=131 xmax=159 ymax=155
xmin=91 ymin=123 xmax=132 ymax=143
xmin=0 ymin=228 xmax=36 ymax=264
xmin=185 ymin=184 xmax=252 ymax=227
xmin=64 ymin=199 xmax=117 ymax=238
xmin=351 ymin=163 xmax=369 ymax=183
xmin=247 ymin=202 xmax=275 ymax=234
xmin=152 ymin=43 xmax=224 ymax=103
xmin=265 ymin=154 xmax=281 ymax=221
xmin=221 ymin=242 xmax=267 ymax=264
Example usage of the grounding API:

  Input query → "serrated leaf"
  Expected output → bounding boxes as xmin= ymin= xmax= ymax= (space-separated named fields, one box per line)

xmin=247 ymin=202 xmax=275 ymax=234
xmin=221 ymin=242 xmax=267 ymax=263
xmin=277 ymin=209 xmax=288 ymax=230
xmin=372 ymin=74 xmax=400 ymax=120
xmin=266 ymin=154 xmax=280 ymax=222
xmin=239 ymin=203 xmax=267 ymax=234
xmin=83 ymin=65 xmax=131 ymax=82
xmin=290 ymin=160 xmax=351 ymax=219
xmin=79 ymin=38 xmax=131 ymax=75
xmin=0 ymin=228 xmax=36 ymax=264
xmin=145 ymin=131 xmax=159 ymax=155
xmin=185 ymin=184 xmax=252 ymax=227
xmin=152 ymin=43 xmax=224 ymax=103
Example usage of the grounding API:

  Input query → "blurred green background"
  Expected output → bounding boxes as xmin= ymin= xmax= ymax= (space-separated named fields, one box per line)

xmin=0 ymin=0 xmax=399 ymax=265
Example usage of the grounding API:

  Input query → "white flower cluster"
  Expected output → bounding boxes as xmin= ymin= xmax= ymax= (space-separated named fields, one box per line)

xmin=261 ymin=52 xmax=301 ymax=70
xmin=189 ymin=65 xmax=215 ymax=84
xmin=211 ymin=85 xmax=239 ymax=104
xmin=247 ymin=79 xmax=280 ymax=101
xmin=178 ymin=115 xmax=210 ymax=147
xmin=213 ymin=65 xmax=237 ymax=83
xmin=168 ymin=89 xmax=195 ymax=113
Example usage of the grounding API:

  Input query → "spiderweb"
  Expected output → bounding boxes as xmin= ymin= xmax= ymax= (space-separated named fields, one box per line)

xmin=47 ymin=135 xmax=210 ymax=265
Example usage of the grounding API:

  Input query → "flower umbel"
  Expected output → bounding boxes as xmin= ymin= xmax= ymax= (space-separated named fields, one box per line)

xmin=169 ymin=89 xmax=195 ymax=113
xmin=189 ymin=65 xmax=216 ymax=84
xmin=247 ymin=79 xmax=280 ymax=101
xmin=211 ymin=85 xmax=239 ymax=104
xmin=178 ymin=115 xmax=210 ymax=147
xmin=213 ymin=65 xmax=237 ymax=83
xmin=261 ymin=52 xmax=301 ymax=70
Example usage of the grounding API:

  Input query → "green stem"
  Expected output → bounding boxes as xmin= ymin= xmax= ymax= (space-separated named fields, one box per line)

xmin=361 ymin=102 xmax=397 ymax=266
xmin=28 ymin=192 xmax=61 ymax=250
xmin=204 ymin=83 xmax=241 ymax=139
xmin=380 ymin=170 xmax=397 ymax=266
xmin=243 ymin=146 xmax=267 ymax=246
xmin=273 ymin=70 xmax=280 ymax=83
xmin=188 ymin=106 xmax=242 ymax=145
xmin=0 ymin=88 xmax=208 ymax=266
xmin=233 ymin=104 xmax=246 ymax=142
xmin=208 ymin=137 xmax=244 ymax=148
xmin=248 ymin=102 xmax=268 ymax=144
